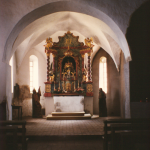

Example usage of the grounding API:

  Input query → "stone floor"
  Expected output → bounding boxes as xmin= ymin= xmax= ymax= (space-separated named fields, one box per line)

xmin=25 ymin=115 xmax=107 ymax=136
xmin=19 ymin=116 xmax=121 ymax=150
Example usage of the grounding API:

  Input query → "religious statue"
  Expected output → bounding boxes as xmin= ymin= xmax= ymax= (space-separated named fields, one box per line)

xmin=84 ymin=37 xmax=94 ymax=48
xmin=66 ymin=83 xmax=71 ymax=92
xmin=50 ymin=74 xmax=55 ymax=82
xmin=64 ymin=60 xmax=74 ymax=79
xmin=44 ymin=37 xmax=53 ymax=49
xmin=49 ymin=63 xmax=55 ymax=82
xmin=99 ymin=88 xmax=107 ymax=117
xmin=82 ymin=67 xmax=87 ymax=82
xmin=32 ymin=87 xmax=42 ymax=118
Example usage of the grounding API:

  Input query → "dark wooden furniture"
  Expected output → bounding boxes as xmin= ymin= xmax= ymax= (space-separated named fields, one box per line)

xmin=0 ymin=120 xmax=27 ymax=150
xmin=12 ymin=105 xmax=22 ymax=120
xmin=103 ymin=118 xmax=150 ymax=150
xmin=0 ymin=101 xmax=6 ymax=120
xmin=0 ymin=126 xmax=18 ymax=150
xmin=120 ymin=131 xmax=150 ymax=150
xmin=110 ymin=123 xmax=150 ymax=150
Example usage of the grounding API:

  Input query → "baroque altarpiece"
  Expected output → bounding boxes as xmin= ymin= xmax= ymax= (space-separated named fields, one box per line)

xmin=44 ymin=31 xmax=93 ymax=97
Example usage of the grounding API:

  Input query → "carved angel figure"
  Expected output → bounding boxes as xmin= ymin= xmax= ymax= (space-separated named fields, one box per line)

xmin=85 ymin=37 xmax=94 ymax=48
xmin=82 ymin=67 xmax=87 ymax=82
xmin=44 ymin=37 xmax=53 ymax=49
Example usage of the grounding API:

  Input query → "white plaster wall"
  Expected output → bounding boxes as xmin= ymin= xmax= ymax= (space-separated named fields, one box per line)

xmin=6 ymin=64 xmax=12 ymax=120
xmin=1 ymin=0 xmax=146 ymax=63
xmin=1 ymin=0 xmax=144 ymax=119
xmin=15 ymin=48 xmax=46 ymax=116
xmin=84 ymin=97 xmax=93 ymax=116
xmin=17 ymin=49 xmax=46 ymax=96
xmin=120 ymin=52 xmax=130 ymax=118
xmin=12 ymin=54 xmax=17 ymax=91
xmin=0 ymin=62 xmax=6 ymax=103
xmin=92 ymin=48 xmax=121 ymax=116
xmin=45 ymin=97 xmax=54 ymax=116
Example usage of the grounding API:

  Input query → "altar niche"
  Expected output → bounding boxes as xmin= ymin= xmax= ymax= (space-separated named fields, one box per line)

xmin=62 ymin=56 xmax=76 ymax=79
xmin=61 ymin=56 xmax=77 ymax=92
xmin=44 ymin=31 xmax=94 ymax=97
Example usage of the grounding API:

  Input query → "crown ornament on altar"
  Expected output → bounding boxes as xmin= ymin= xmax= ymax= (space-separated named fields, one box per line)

xmin=64 ymin=46 xmax=73 ymax=56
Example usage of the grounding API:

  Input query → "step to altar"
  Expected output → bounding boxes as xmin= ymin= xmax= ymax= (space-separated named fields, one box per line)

xmin=51 ymin=112 xmax=85 ymax=116
xmin=47 ymin=112 xmax=91 ymax=120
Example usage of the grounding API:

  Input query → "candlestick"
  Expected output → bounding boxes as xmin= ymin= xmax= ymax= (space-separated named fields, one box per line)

xmin=78 ymin=80 xmax=79 ymax=88
xmin=54 ymin=81 xmax=55 ymax=90
xmin=59 ymin=81 xmax=60 ymax=89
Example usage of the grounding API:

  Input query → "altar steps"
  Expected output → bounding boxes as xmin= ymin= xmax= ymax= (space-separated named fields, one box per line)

xmin=46 ymin=112 xmax=91 ymax=120
xmin=51 ymin=112 xmax=85 ymax=116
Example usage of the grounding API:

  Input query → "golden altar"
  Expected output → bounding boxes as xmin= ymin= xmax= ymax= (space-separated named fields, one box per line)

xmin=44 ymin=31 xmax=93 ymax=97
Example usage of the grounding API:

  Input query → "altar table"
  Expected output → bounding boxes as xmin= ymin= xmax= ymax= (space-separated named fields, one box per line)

xmin=53 ymin=96 xmax=84 ymax=112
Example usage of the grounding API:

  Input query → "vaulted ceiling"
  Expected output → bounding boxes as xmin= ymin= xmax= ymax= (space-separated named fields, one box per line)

xmin=13 ymin=11 xmax=129 ymax=71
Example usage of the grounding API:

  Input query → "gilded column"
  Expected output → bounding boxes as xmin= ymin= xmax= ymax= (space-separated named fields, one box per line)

xmin=88 ymin=52 xmax=92 ymax=81
xmin=81 ymin=54 xmax=85 ymax=71
xmin=52 ymin=54 xmax=56 ymax=81
xmin=46 ymin=52 xmax=50 ymax=82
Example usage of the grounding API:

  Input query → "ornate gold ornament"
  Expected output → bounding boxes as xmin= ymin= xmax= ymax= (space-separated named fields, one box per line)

xmin=49 ymin=74 xmax=55 ymax=82
xmin=66 ymin=83 xmax=71 ymax=92
xmin=84 ymin=37 xmax=94 ymax=48
xmin=45 ymin=84 xmax=51 ymax=93
xmin=65 ymin=39 xmax=72 ymax=46
xmin=64 ymin=46 xmax=73 ymax=56
xmin=44 ymin=37 xmax=53 ymax=49
xmin=87 ymin=84 xmax=93 ymax=93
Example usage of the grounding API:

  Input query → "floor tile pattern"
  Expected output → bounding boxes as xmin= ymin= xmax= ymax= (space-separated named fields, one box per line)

xmin=24 ymin=116 xmax=106 ymax=136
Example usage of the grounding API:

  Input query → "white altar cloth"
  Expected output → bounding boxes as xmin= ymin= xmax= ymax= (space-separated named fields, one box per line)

xmin=53 ymin=96 xmax=84 ymax=112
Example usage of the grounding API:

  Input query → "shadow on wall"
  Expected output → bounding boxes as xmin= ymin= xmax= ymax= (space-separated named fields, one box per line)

xmin=111 ymin=90 xmax=120 ymax=116
xmin=126 ymin=0 xmax=150 ymax=102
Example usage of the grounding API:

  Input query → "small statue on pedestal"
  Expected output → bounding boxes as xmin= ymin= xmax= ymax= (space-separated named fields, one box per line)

xmin=99 ymin=88 xmax=107 ymax=117
xmin=82 ymin=67 xmax=87 ymax=82
xmin=44 ymin=37 xmax=53 ymax=49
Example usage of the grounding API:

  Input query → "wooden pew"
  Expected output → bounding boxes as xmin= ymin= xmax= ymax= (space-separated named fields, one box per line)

xmin=120 ymin=130 xmax=150 ymax=150
xmin=110 ymin=123 xmax=150 ymax=150
xmin=103 ymin=118 xmax=150 ymax=150
xmin=0 ymin=120 xmax=27 ymax=150
xmin=0 ymin=126 xmax=18 ymax=150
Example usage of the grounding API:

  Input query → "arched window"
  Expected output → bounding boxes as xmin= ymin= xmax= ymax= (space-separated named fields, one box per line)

xmin=29 ymin=55 xmax=38 ymax=93
xmin=99 ymin=57 xmax=107 ymax=93
xmin=9 ymin=56 xmax=13 ymax=93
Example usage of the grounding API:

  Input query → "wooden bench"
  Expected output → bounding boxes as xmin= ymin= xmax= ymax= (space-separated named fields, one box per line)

xmin=110 ymin=123 xmax=150 ymax=150
xmin=0 ymin=120 xmax=27 ymax=150
xmin=120 ymin=130 xmax=150 ymax=150
xmin=103 ymin=118 xmax=150 ymax=150
xmin=0 ymin=126 xmax=18 ymax=150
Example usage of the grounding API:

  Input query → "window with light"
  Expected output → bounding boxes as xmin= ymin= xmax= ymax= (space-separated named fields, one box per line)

xmin=99 ymin=57 xmax=107 ymax=93
xmin=29 ymin=55 xmax=38 ymax=93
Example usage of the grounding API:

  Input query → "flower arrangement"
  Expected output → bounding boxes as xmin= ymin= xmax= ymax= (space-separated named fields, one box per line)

xmin=53 ymin=88 xmax=62 ymax=94
xmin=75 ymin=87 xmax=84 ymax=94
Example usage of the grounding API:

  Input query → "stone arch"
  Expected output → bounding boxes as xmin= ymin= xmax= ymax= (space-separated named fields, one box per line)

xmin=3 ymin=1 xmax=131 ymax=66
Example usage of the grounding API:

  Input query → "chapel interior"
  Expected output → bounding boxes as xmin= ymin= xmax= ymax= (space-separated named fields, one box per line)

xmin=0 ymin=0 xmax=150 ymax=150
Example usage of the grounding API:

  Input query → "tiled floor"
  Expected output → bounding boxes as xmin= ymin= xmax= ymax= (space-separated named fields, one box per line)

xmin=21 ymin=116 xmax=120 ymax=150
xmin=25 ymin=116 xmax=106 ymax=136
